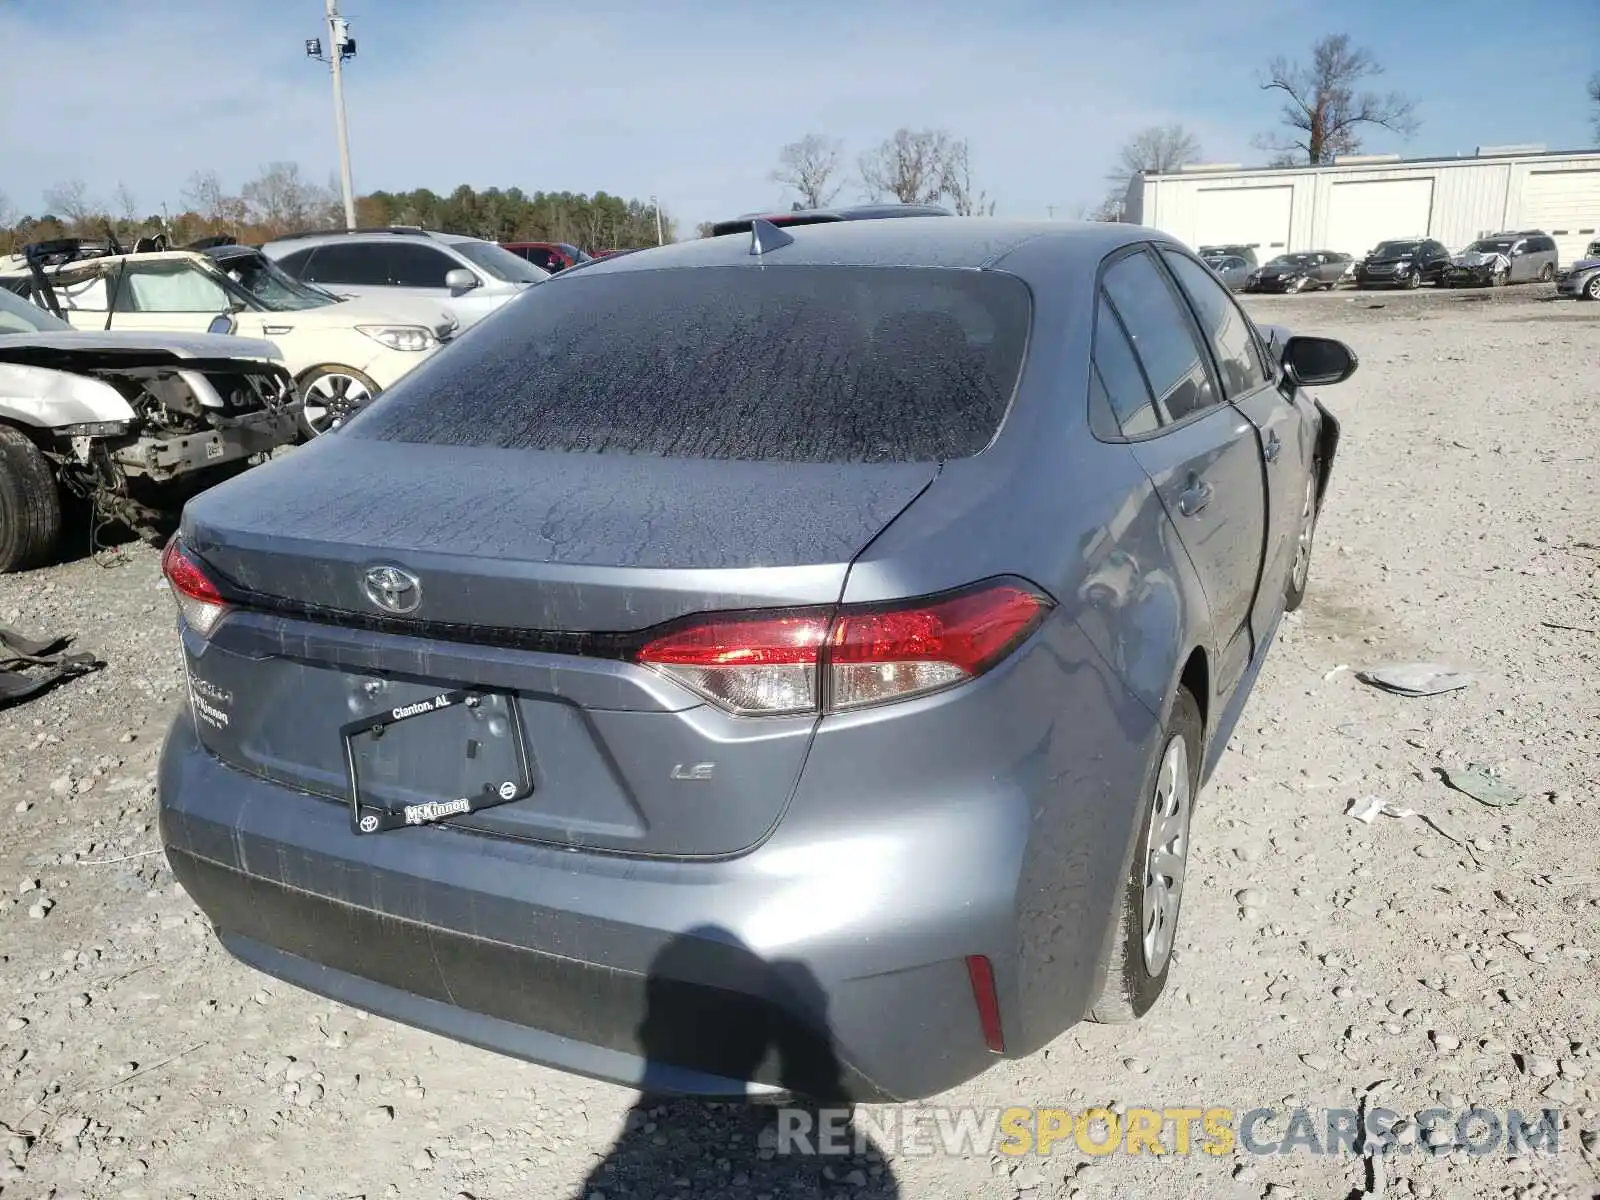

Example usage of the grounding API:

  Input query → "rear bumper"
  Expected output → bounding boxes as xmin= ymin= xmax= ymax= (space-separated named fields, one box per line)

xmin=159 ymin=618 xmax=1157 ymax=1102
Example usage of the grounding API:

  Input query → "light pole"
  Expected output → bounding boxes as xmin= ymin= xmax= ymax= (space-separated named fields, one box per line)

xmin=650 ymin=194 xmax=664 ymax=246
xmin=305 ymin=0 xmax=358 ymax=230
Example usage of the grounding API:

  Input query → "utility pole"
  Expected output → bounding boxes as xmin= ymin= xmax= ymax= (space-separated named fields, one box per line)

xmin=650 ymin=194 xmax=664 ymax=246
xmin=306 ymin=0 xmax=358 ymax=229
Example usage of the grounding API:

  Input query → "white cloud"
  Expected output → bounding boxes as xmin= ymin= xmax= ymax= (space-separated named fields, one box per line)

xmin=0 ymin=0 xmax=1289 ymax=229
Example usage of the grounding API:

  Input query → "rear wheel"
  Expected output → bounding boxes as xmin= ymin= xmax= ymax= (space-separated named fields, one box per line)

xmin=297 ymin=366 xmax=380 ymax=439
xmin=1538 ymin=263 xmax=1555 ymax=283
xmin=1585 ymin=275 xmax=1600 ymax=301
xmin=0 ymin=425 xmax=63 ymax=574
xmin=1089 ymin=688 xmax=1201 ymax=1024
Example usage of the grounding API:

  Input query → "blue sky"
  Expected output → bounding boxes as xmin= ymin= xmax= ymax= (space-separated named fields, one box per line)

xmin=1 ymin=0 xmax=1594 ymax=233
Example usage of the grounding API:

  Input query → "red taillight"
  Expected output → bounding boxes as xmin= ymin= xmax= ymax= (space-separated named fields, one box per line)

xmin=965 ymin=954 xmax=1006 ymax=1054
xmin=637 ymin=611 xmax=831 ymax=716
xmin=160 ymin=538 xmax=229 ymax=638
xmin=828 ymin=583 xmax=1048 ymax=711
xmin=635 ymin=580 xmax=1050 ymax=717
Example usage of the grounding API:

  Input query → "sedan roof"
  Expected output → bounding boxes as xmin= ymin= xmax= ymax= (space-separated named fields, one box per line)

xmin=547 ymin=218 xmax=1171 ymax=277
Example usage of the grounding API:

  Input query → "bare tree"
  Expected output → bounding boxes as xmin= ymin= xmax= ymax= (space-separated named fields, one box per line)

xmin=858 ymin=129 xmax=958 ymax=204
xmin=1590 ymin=72 xmax=1600 ymax=140
xmin=43 ymin=179 xmax=97 ymax=227
xmin=182 ymin=171 xmax=233 ymax=228
xmin=241 ymin=162 xmax=319 ymax=231
xmin=1255 ymin=34 xmax=1419 ymax=164
xmin=111 ymin=182 xmax=139 ymax=230
xmin=695 ymin=221 xmax=717 ymax=239
xmin=940 ymin=139 xmax=994 ymax=216
xmin=1106 ymin=125 xmax=1202 ymax=192
xmin=771 ymin=135 xmax=844 ymax=209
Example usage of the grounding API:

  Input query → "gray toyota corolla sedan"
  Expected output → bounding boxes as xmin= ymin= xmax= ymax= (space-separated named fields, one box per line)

xmin=157 ymin=218 xmax=1355 ymax=1102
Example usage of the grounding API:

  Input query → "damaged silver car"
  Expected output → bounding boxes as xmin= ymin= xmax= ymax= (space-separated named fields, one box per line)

xmin=0 ymin=286 xmax=299 ymax=572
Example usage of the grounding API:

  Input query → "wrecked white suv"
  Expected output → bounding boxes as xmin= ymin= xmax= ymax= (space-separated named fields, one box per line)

xmin=0 ymin=286 xmax=298 ymax=573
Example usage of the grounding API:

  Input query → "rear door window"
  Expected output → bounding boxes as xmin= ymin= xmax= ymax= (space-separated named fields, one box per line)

xmin=298 ymin=243 xmax=390 ymax=286
xmin=1101 ymin=250 xmax=1218 ymax=424
xmin=348 ymin=265 xmax=1033 ymax=463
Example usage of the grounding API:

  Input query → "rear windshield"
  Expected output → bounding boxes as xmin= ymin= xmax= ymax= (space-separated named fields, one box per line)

xmin=347 ymin=265 xmax=1032 ymax=463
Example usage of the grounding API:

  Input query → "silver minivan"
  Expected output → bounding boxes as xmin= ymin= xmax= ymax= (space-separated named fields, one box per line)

xmin=261 ymin=228 xmax=548 ymax=329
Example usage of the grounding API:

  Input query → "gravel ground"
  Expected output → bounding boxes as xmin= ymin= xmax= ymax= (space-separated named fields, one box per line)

xmin=0 ymin=282 xmax=1596 ymax=1200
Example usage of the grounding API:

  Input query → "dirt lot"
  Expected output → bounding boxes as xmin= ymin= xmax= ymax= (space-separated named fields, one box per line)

xmin=0 ymin=282 xmax=1596 ymax=1200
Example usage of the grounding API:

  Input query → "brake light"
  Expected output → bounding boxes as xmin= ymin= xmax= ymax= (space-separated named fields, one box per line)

xmin=828 ymin=583 xmax=1048 ymax=711
xmin=635 ymin=580 xmax=1050 ymax=717
xmin=160 ymin=538 xmax=229 ymax=638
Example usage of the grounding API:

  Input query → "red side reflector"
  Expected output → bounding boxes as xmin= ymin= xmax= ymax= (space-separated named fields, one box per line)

xmin=965 ymin=954 xmax=1005 ymax=1054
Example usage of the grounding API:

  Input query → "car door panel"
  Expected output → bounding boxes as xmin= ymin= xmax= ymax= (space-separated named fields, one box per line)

xmin=1159 ymin=249 xmax=1293 ymax=650
xmin=1100 ymin=248 xmax=1267 ymax=700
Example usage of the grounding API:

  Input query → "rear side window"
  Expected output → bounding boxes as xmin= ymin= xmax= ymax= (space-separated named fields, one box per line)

xmin=298 ymin=243 xmax=389 ymax=286
xmin=1101 ymin=251 xmax=1217 ymax=424
xmin=1092 ymin=296 xmax=1159 ymax=436
xmin=275 ymin=248 xmax=316 ymax=277
xmin=348 ymin=265 xmax=1032 ymax=463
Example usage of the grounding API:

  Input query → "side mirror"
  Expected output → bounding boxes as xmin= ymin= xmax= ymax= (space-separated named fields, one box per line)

xmin=444 ymin=268 xmax=479 ymax=293
xmin=207 ymin=314 xmax=236 ymax=335
xmin=1281 ymin=335 xmax=1358 ymax=388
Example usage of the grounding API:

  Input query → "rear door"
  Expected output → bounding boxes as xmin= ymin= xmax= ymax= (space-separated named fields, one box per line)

xmin=1100 ymin=246 xmax=1267 ymax=697
xmin=1161 ymin=249 xmax=1302 ymax=640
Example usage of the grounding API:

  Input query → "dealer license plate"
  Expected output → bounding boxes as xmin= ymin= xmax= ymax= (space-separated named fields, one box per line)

xmin=341 ymin=689 xmax=532 ymax=835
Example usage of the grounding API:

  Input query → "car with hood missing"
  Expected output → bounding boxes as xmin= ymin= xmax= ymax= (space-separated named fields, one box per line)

xmin=0 ymin=286 xmax=297 ymax=573
xmin=1353 ymin=238 xmax=1450 ymax=289
xmin=155 ymin=217 xmax=1356 ymax=1103
xmin=0 ymin=239 xmax=457 ymax=440
xmin=1243 ymin=251 xmax=1352 ymax=293
xmin=1443 ymin=231 xmax=1560 ymax=288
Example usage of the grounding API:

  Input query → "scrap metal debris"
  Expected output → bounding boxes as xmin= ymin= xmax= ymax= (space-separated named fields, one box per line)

xmin=1357 ymin=663 xmax=1473 ymax=697
xmin=1348 ymin=795 xmax=1416 ymax=824
xmin=1438 ymin=763 xmax=1522 ymax=808
xmin=0 ymin=626 xmax=104 ymax=708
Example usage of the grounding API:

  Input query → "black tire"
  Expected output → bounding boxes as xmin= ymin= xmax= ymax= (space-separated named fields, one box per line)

xmin=296 ymin=365 xmax=381 ymax=440
xmin=0 ymin=425 xmax=63 ymax=573
xmin=1404 ymin=270 xmax=1421 ymax=290
xmin=1538 ymin=264 xmax=1554 ymax=283
xmin=1283 ymin=456 xmax=1321 ymax=613
xmin=1089 ymin=688 xmax=1202 ymax=1024
xmin=1585 ymin=275 xmax=1600 ymax=302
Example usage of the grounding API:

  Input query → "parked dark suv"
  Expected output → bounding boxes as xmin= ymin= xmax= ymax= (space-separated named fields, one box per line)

xmin=1354 ymin=238 xmax=1450 ymax=289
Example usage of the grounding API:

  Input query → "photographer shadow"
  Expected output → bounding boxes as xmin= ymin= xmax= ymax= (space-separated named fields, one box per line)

xmin=576 ymin=925 xmax=900 ymax=1198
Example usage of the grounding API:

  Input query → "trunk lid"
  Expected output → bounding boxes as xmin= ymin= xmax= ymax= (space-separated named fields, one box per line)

xmin=178 ymin=437 xmax=936 ymax=857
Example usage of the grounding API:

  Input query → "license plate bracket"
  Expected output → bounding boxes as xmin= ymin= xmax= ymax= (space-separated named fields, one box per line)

xmin=341 ymin=689 xmax=532 ymax=835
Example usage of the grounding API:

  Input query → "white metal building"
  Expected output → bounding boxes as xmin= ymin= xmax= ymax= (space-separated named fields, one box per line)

xmin=1125 ymin=146 xmax=1600 ymax=264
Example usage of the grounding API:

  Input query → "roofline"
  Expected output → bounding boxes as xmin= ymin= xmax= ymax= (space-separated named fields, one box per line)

xmin=1143 ymin=145 xmax=1600 ymax=182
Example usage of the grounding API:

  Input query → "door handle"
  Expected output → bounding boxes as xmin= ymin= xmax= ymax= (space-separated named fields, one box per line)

xmin=1263 ymin=430 xmax=1282 ymax=463
xmin=1177 ymin=478 xmax=1214 ymax=517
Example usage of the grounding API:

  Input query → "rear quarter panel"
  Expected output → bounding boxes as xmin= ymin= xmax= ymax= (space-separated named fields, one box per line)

xmin=837 ymin=240 xmax=1218 ymax=1041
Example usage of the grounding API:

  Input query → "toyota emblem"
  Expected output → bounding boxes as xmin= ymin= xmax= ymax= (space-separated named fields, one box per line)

xmin=362 ymin=565 xmax=422 ymax=615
